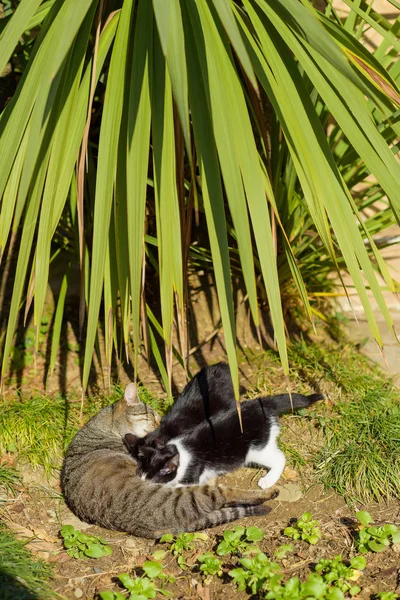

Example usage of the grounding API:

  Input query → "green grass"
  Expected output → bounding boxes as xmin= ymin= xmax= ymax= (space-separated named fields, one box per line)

xmin=0 ymin=523 xmax=55 ymax=600
xmin=316 ymin=390 xmax=400 ymax=504
xmin=0 ymin=396 xmax=81 ymax=474
xmin=286 ymin=340 xmax=400 ymax=504
xmin=250 ymin=335 xmax=395 ymax=395
xmin=286 ymin=339 xmax=393 ymax=395
xmin=135 ymin=383 xmax=169 ymax=415
xmin=0 ymin=463 xmax=22 ymax=495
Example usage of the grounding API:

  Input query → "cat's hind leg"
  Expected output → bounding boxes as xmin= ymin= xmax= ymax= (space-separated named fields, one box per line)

xmin=245 ymin=422 xmax=286 ymax=490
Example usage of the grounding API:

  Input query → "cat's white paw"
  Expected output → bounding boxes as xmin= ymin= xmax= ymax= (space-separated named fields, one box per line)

xmin=257 ymin=475 xmax=272 ymax=489
xmin=258 ymin=472 xmax=279 ymax=489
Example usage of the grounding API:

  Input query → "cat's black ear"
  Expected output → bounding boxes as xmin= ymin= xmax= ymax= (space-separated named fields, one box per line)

xmin=159 ymin=454 xmax=179 ymax=476
xmin=138 ymin=446 xmax=155 ymax=458
xmin=164 ymin=444 xmax=178 ymax=458
xmin=124 ymin=433 xmax=140 ymax=456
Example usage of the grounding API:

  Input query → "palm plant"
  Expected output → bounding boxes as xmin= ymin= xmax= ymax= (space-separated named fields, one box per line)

xmin=0 ymin=0 xmax=399 ymax=399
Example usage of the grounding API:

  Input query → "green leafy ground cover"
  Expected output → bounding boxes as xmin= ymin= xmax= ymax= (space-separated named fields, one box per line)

xmin=95 ymin=514 xmax=399 ymax=599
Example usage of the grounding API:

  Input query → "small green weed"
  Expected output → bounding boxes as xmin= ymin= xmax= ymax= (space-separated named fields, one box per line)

xmin=60 ymin=524 xmax=112 ymax=559
xmin=354 ymin=511 xmax=400 ymax=553
xmin=284 ymin=512 xmax=322 ymax=545
xmin=99 ymin=561 xmax=174 ymax=599
xmin=216 ymin=525 xmax=264 ymax=555
xmin=197 ymin=552 xmax=223 ymax=579
xmin=0 ymin=463 xmax=22 ymax=495
xmin=228 ymin=548 xmax=353 ymax=599
xmin=159 ymin=532 xmax=207 ymax=568
xmin=274 ymin=544 xmax=294 ymax=559
xmin=229 ymin=552 xmax=281 ymax=595
xmin=314 ymin=555 xmax=366 ymax=596
xmin=374 ymin=593 xmax=399 ymax=600
xmin=266 ymin=573 xmax=345 ymax=600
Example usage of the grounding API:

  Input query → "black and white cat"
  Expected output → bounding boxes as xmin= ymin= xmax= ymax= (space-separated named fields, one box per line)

xmin=127 ymin=392 xmax=324 ymax=490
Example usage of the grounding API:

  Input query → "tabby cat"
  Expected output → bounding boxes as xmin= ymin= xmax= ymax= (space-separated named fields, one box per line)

xmin=61 ymin=382 xmax=275 ymax=539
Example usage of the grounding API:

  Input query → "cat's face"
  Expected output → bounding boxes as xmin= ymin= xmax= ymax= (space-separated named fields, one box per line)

xmin=111 ymin=383 xmax=160 ymax=438
xmin=125 ymin=436 xmax=179 ymax=483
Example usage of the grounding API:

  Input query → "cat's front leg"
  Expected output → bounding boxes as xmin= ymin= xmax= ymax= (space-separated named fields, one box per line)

xmin=257 ymin=448 xmax=286 ymax=489
xmin=198 ymin=467 xmax=219 ymax=485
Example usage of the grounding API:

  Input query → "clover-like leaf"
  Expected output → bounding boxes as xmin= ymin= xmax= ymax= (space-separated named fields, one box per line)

xmin=85 ymin=543 xmax=106 ymax=558
xmin=382 ymin=524 xmax=397 ymax=536
xmin=143 ymin=561 xmax=163 ymax=579
xmin=308 ymin=534 xmax=320 ymax=545
xmin=223 ymin=528 xmax=241 ymax=543
xmin=368 ymin=540 xmax=387 ymax=552
xmin=301 ymin=573 xmax=327 ymax=598
xmin=350 ymin=556 xmax=366 ymax=570
xmin=283 ymin=526 xmax=298 ymax=538
xmin=238 ymin=557 xmax=253 ymax=570
xmin=118 ymin=573 xmax=136 ymax=590
xmin=301 ymin=512 xmax=312 ymax=522
xmin=355 ymin=511 xmax=374 ymax=527
xmin=325 ymin=587 xmax=345 ymax=600
xmin=159 ymin=534 xmax=174 ymax=544
xmin=391 ymin=531 xmax=400 ymax=545
xmin=246 ymin=527 xmax=264 ymax=542
xmin=228 ymin=567 xmax=248 ymax=591
xmin=60 ymin=525 xmax=75 ymax=538
xmin=349 ymin=585 xmax=361 ymax=596
xmin=216 ymin=540 xmax=232 ymax=556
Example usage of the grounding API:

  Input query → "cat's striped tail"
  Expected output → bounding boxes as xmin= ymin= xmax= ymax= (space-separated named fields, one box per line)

xmin=143 ymin=485 xmax=278 ymax=539
xmin=189 ymin=504 xmax=271 ymax=532
xmin=153 ymin=504 xmax=271 ymax=537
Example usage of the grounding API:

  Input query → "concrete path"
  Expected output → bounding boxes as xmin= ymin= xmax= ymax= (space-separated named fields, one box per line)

xmin=338 ymin=225 xmax=400 ymax=383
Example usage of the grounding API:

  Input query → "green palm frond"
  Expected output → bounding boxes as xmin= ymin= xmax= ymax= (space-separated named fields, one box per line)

xmin=0 ymin=0 xmax=399 ymax=396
